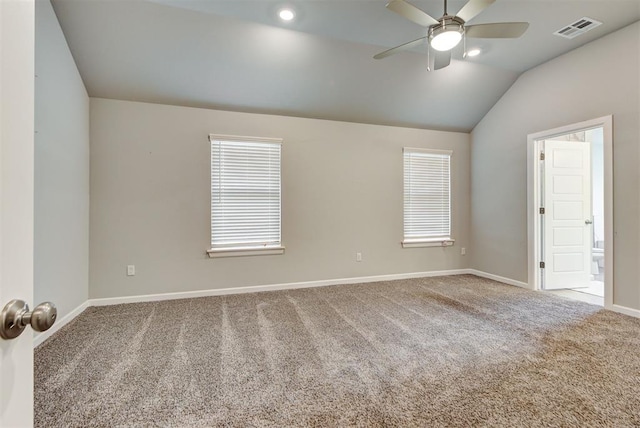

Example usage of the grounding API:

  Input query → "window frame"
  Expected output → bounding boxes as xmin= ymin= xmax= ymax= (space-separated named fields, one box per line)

xmin=402 ymin=147 xmax=454 ymax=248
xmin=207 ymin=134 xmax=284 ymax=258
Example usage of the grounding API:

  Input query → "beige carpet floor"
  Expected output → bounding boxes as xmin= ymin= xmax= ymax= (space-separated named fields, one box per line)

xmin=35 ymin=275 xmax=640 ymax=427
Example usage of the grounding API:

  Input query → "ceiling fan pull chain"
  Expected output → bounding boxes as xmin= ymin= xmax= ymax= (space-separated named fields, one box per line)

xmin=463 ymin=31 xmax=467 ymax=58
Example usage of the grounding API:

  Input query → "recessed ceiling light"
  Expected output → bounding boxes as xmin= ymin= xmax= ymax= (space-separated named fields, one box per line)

xmin=467 ymin=48 xmax=481 ymax=57
xmin=278 ymin=9 xmax=295 ymax=21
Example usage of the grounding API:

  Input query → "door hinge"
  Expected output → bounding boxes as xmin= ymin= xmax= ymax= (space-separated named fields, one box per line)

xmin=539 ymin=152 xmax=545 ymax=161
xmin=540 ymin=261 xmax=545 ymax=269
xmin=539 ymin=207 xmax=545 ymax=214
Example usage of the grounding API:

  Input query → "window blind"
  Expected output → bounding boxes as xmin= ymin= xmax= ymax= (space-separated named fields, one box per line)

xmin=403 ymin=148 xmax=452 ymax=242
xmin=210 ymin=137 xmax=281 ymax=249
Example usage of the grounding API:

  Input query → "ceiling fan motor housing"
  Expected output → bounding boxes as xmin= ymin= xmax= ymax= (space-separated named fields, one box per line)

xmin=429 ymin=16 xmax=465 ymax=51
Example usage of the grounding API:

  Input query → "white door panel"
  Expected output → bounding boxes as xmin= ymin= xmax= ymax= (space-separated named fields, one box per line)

xmin=0 ymin=1 xmax=36 ymax=426
xmin=552 ymin=148 xmax=585 ymax=168
xmin=553 ymin=201 xmax=583 ymax=220
xmin=553 ymin=228 xmax=584 ymax=246
xmin=544 ymin=141 xmax=591 ymax=290
xmin=553 ymin=175 xmax=583 ymax=194
xmin=553 ymin=253 xmax=585 ymax=272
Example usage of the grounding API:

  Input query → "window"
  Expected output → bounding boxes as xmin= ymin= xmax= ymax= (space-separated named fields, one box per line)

xmin=208 ymin=135 xmax=283 ymax=258
xmin=402 ymin=148 xmax=453 ymax=248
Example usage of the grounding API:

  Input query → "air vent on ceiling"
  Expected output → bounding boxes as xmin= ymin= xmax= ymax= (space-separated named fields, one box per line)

xmin=553 ymin=17 xmax=602 ymax=39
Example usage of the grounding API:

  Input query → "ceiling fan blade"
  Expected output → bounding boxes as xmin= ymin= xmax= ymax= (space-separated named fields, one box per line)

xmin=456 ymin=0 xmax=496 ymax=23
xmin=433 ymin=51 xmax=451 ymax=70
xmin=386 ymin=0 xmax=439 ymax=27
xmin=373 ymin=37 xmax=427 ymax=60
xmin=466 ymin=22 xmax=530 ymax=38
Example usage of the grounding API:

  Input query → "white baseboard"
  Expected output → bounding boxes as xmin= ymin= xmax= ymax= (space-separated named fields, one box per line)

xmin=611 ymin=304 xmax=640 ymax=319
xmin=33 ymin=300 xmax=89 ymax=348
xmin=33 ymin=270 xmax=639 ymax=349
xmin=467 ymin=269 xmax=530 ymax=289
xmin=89 ymin=269 xmax=471 ymax=306
xmin=35 ymin=268 xmax=530 ymax=347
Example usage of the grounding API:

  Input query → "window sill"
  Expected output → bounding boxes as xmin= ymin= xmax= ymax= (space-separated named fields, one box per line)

xmin=207 ymin=246 xmax=285 ymax=258
xmin=402 ymin=239 xmax=455 ymax=248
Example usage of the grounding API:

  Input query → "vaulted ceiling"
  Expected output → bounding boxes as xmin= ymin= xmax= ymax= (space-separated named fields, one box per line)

xmin=51 ymin=0 xmax=640 ymax=132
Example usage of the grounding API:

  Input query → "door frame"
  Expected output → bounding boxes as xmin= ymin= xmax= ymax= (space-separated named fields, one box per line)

xmin=527 ymin=115 xmax=613 ymax=309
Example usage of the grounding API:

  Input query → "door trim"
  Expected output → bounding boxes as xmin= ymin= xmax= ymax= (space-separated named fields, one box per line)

xmin=527 ymin=116 xmax=613 ymax=309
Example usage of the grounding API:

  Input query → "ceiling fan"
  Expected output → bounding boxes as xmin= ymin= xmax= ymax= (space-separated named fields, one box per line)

xmin=374 ymin=0 xmax=529 ymax=70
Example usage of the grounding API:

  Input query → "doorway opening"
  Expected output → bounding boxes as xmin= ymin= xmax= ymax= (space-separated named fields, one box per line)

xmin=527 ymin=116 xmax=613 ymax=308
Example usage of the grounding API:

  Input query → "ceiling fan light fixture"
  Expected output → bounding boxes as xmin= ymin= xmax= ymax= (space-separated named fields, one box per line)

xmin=429 ymin=20 xmax=464 ymax=52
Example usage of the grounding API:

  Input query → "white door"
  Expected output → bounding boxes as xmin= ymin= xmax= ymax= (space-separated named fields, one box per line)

xmin=0 ymin=0 xmax=36 ymax=427
xmin=543 ymin=140 xmax=592 ymax=290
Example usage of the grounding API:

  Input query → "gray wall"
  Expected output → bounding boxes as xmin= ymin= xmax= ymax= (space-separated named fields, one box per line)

xmin=470 ymin=22 xmax=640 ymax=308
xmin=35 ymin=0 xmax=90 ymax=318
xmin=89 ymin=99 xmax=470 ymax=299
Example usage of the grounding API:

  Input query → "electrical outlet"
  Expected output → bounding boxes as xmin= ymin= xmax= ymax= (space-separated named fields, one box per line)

xmin=356 ymin=252 xmax=362 ymax=262
xmin=461 ymin=248 xmax=466 ymax=255
xmin=127 ymin=265 xmax=135 ymax=276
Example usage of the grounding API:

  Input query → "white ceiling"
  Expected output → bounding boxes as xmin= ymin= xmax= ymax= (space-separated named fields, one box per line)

xmin=50 ymin=0 xmax=640 ymax=132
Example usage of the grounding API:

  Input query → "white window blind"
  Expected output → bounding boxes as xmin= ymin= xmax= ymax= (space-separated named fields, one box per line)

xmin=403 ymin=148 xmax=452 ymax=243
xmin=210 ymin=136 xmax=282 ymax=251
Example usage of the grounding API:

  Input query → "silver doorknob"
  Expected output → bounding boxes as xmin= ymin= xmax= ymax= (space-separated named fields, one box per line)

xmin=585 ymin=219 xmax=593 ymax=225
xmin=0 ymin=299 xmax=57 ymax=340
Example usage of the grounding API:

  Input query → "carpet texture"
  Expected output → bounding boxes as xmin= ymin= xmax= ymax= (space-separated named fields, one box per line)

xmin=35 ymin=275 xmax=640 ymax=427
